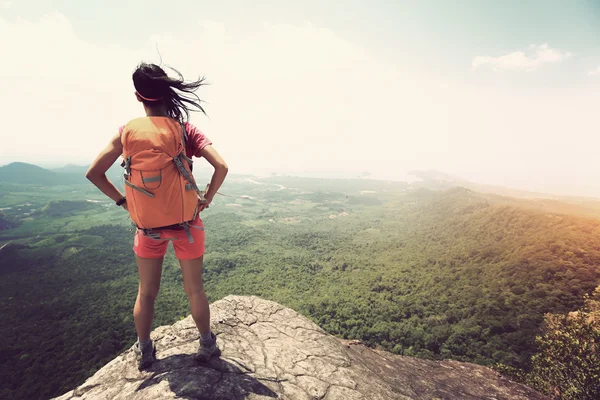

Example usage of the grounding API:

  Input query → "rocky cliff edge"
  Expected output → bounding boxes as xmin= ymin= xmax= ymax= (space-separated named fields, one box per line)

xmin=53 ymin=295 xmax=548 ymax=400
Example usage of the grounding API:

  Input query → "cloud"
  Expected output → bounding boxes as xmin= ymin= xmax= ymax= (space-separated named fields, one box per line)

xmin=472 ymin=44 xmax=572 ymax=72
xmin=588 ymin=66 xmax=600 ymax=77
xmin=1 ymin=12 xmax=600 ymax=196
xmin=0 ymin=13 xmax=452 ymax=173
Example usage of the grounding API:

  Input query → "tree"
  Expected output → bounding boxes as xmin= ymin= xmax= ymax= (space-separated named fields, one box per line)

xmin=527 ymin=286 xmax=600 ymax=399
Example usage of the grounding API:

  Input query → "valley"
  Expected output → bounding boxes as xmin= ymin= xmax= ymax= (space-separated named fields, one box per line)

xmin=1 ymin=162 xmax=600 ymax=399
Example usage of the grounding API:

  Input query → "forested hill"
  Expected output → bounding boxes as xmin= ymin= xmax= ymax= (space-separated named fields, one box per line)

xmin=1 ymin=176 xmax=600 ymax=399
xmin=0 ymin=162 xmax=122 ymax=186
xmin=0 ymin=162 xmax=86 ymax=185
xmin=208 ymin=186 xmax=600 ymax=369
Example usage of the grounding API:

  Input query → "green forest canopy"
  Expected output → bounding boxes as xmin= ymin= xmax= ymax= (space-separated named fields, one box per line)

xmin=1 ymin=174 xmax=600 ymax=399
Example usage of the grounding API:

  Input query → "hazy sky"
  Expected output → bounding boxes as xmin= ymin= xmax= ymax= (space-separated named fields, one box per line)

xmin=1 ymin=0 xmax=600 ymax=196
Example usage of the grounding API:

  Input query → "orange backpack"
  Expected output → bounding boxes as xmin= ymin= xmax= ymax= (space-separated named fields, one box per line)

xmin=120 ymin=117 xmax=204 ymax=242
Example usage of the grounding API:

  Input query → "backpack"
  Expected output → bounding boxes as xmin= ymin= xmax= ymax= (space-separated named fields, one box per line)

xmin=120 ymin=117 xmax=205 ymax=242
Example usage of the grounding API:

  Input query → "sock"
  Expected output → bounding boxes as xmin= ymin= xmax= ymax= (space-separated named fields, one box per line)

xmin=200 ymin=332 xmax=213 ymax=342
xmin=138 ymin=337 xmax=151 ymax=349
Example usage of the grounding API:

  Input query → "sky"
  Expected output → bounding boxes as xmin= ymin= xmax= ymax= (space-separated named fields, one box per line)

xmin=1 ymin=0 xmax=600 ymax=197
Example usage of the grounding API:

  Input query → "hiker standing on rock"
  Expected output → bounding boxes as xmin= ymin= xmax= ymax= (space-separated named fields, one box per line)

xmin=86 ymin=62 xmax=228 ymax=370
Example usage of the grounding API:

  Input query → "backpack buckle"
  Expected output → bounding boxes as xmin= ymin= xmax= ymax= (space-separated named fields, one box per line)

xmin=122 ymin=156 xmax=132 ymax=176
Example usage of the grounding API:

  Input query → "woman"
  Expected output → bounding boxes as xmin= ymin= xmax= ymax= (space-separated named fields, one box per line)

xmin=86 ymin=62 xmax=228 ymax=370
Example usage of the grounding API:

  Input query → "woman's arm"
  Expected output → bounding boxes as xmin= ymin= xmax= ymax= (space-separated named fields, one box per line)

xmin=85 ymin=132 xmax=127 ymax=208
xmin=198 ymin=145 xmax=228 ymax=211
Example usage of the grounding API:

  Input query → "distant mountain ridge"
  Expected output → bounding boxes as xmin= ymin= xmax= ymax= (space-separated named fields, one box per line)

xmin=3 ymin=162 xmax=600 ymax=205
xmin=0 ymin=162 xmax=122 ymax=185
xmin=408 ymin=169 xmax=571 ymax=201
xmin=0 ymin=162 xmax=86 ymax=185
xmin=51 ymin=164 xmax=92 ymax=174
xmin=52 ymin=163 xmax=123 ymax=179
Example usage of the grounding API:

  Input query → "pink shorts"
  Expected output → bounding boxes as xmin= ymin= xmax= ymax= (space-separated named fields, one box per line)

xmin=133 ymin=216 xmax=205 ymax=260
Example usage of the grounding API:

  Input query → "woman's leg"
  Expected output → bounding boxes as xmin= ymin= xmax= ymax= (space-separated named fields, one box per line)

xmin=133 ymin=255 xmax=164 ymax=341
xmin=178 ymin=256 xmax=210 ymax=334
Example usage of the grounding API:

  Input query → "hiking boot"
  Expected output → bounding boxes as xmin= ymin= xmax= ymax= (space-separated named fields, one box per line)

xmin=194 ymin=332 xmax=221 ymax=362
xmin=133 ymin=340 xmax=156 ymax=370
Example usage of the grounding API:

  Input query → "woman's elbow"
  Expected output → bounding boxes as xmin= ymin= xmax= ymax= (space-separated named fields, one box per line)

xmin=85 ymin=168 xmax=100 ymax=182
xmin=218 ymin=162 xmax=229 ymax=173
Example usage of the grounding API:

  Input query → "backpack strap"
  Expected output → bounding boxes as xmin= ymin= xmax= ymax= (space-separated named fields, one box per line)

xmin=138 ymin=221 xmax=204 ymax=243
xmin=174 ymin=121 xmax=222 ymax=201
xmin=139 ymin=229 xmax=180 ymax=241
xmin=173 ymin=154 xmax=201 ymax=194
xmin=179 ymin=122 xmax=191 ymax=162
xmin=180 ymin=120 xmax=188 ymax=146
xmin=181 ymin=220 xmax=205 ymax=243
xmin=179 ymin=122 xmax=197 ymax=173
xmin=124 ymin=180 xmax=155 ymax=197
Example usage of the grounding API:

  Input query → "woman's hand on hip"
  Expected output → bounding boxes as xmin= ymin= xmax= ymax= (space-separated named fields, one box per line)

xmin=198 ymin=194 xmax=213 ymax=212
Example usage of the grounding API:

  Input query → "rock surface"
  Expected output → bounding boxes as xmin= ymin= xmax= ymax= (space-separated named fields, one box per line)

xmin=53 ymin=295 xmax=548 ymax=400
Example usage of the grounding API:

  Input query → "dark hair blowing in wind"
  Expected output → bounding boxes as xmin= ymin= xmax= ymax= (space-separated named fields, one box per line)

xmin=132 ymin=62 xmax=207 ymax=123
